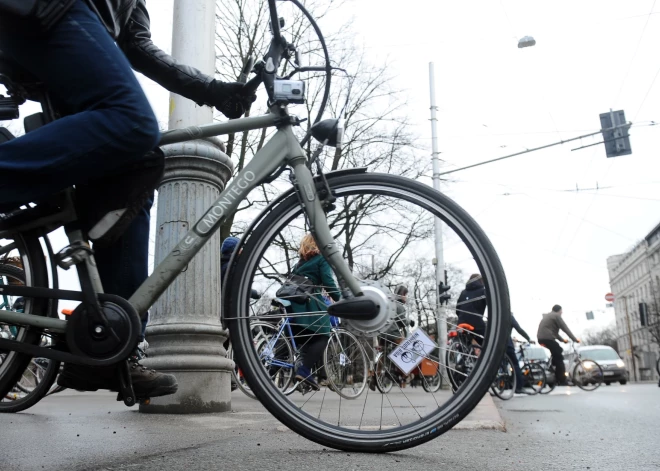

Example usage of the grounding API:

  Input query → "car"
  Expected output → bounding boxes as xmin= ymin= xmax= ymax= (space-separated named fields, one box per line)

xmin=575 ymin=345 xmax=628 ymax=385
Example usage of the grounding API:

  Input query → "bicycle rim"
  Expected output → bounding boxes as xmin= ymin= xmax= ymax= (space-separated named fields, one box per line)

xmin=491 ymin=355 xmax=515 ymax=400
xmin=573 ymin=360 xmax=602 ymax=391
xmin=227 ymin=173 xmax=510 ymax=452
xmin=324 ymin=329 xmax=368 ymax=400
xmin=0 ymin=233 xmax=54 ymax=412
xmin=522 ymin=363 xmax=545 ymax=395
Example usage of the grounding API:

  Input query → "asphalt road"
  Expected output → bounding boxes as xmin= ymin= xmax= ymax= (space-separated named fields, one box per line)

xmin=0 ymin=383 xmax=657 ymax=471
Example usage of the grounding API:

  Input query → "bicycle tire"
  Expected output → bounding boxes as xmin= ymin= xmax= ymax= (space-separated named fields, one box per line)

xmin=539 ymin=366 xmax=556 ymax=394
xmin=421 ymin=366 xmax=443 ymax=393
xmin=491 ymin=355 xmax=516 ymax=400
xmin=324 ymin=328 xmax=368 ymax=399
xmin=573 ymin=360 xmax=603 ymax=391
xmin=374 ymin=352 xmax=394 ymax=394
xmin=521 ymin=362 xmax=546 ymax=395
xmin=227 ymin=343 xmax=257 ymax=399
xmin=0 ymin=241 xmax=55 ymax=413
xmin=227 ymin=172 xmax=511 ymax=452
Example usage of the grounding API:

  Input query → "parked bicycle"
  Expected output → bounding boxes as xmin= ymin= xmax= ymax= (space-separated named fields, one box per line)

xmin=490 ymin=354 xmax=516 ymax=400
xmin=0 ymin=0 xmax=511 ymax=452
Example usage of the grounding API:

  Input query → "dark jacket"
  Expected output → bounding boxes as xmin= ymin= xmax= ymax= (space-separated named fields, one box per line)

xmin=537 ymin=311 xmax=578 ymax=343
xmin=456 ymin=277 xmax=486 ymax=334
xmin=0 ymin=0 xmax=214 ymax=106
xmin=289 ymin=254 xmax=341 ymax=336
xmin=511 ymin=315 xmax=531 ymax=342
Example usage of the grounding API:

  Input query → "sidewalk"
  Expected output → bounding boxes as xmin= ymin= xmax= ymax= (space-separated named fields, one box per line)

xmin=0 ymin=389 xmax=503 ymax=471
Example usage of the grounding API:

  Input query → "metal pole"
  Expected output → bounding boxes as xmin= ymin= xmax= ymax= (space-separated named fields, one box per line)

xmin=429 ymin=63 xmax=447 ymax=381
xmin=623 ymin=295 xmax=638 ymax=382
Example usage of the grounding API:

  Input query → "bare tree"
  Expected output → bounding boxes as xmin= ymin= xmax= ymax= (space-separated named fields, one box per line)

xmin=582 ymin=324 xmax=619 ymax=352
xmin=214 ymin=0 xmax=428 ymax=286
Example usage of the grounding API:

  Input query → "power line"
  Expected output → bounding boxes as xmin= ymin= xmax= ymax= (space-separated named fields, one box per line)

xmin=613 ymin=0 xmax=657 ymax=108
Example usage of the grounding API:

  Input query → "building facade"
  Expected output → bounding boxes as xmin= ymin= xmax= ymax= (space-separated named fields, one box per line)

xmin=607 ymin=221 xmax=660 ymax=382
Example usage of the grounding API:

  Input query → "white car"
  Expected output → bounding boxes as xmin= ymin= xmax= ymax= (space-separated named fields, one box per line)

xmin=572 ymin=345 xmax=628 ymax=385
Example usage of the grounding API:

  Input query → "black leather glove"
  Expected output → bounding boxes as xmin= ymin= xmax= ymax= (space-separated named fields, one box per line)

xmin=209 ymin=80 xmax=257 ymax=119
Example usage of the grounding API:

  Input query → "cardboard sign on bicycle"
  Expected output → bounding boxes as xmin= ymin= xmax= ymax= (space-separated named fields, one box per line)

xmin=388 ymin=329 xmax=438 ymax=375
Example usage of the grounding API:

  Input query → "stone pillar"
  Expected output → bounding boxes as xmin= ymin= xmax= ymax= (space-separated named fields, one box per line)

xmin=139 ymin=138 xmax=234 ymax=413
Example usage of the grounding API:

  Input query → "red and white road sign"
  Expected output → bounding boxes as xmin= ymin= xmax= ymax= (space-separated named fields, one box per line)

xmin=605 ymin=293 xmax=615 ymax=302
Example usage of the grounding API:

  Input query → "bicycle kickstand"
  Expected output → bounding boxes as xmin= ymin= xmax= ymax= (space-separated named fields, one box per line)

xmin=116 ymin=360 xmax=136 ymax=407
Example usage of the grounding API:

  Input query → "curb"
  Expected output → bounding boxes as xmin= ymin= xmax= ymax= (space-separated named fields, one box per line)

xmin=453 ymin=393 xmax=506 ymax=431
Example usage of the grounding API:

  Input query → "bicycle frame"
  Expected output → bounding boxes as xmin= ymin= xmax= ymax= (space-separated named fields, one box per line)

xmin=0 ymin=109 xmax=364 ymax=332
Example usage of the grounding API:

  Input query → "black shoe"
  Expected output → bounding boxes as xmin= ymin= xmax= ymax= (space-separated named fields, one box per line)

xmin=369 ymin=376 xmax=377 ymax=391
xmin=127 ymin=358 xmax=178 ymax=398
xmin=58 ymin=359 xmax=178 ymax=399
xmin=295 ymin=366 xmax=320 ymax=391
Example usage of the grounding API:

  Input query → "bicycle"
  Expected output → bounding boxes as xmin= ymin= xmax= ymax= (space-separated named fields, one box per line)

xmin=0 ymin=0 xmax=511 ymax=452
xmin=490 ymin=354 xmax=516 ymax=400
xmin=539 ymin=341 xmax=603 ymax=392
xmin=515 ymin=341 xmax=546 ymax=395
xmin=445 ymin=323 xmax=481 ymax=393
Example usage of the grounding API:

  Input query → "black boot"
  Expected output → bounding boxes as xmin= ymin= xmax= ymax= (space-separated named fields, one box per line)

xmin=57 ymin=357 xmax=178 ymax=399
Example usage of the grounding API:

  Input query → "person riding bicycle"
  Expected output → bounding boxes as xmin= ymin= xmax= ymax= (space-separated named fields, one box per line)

xmin=507 ymin=315 xmax=533 ymax=394
xmin=289 ymin=234 xmax=340 ymax=391
xmin=456 ymin=274 xmax=486 ymax=349
xmin=0 ymin=0 xmax=255 ymax=399
xmin=536 ymin=305 xmax=580 ymax=386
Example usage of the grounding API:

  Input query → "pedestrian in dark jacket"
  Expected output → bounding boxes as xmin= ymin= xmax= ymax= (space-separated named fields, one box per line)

xmin=506 ymin=315 xmax=532 ymax=394
xmin=536 ymin=305 xmax=580 ymax=386
xmin=290 ymin=234 xmax=341 ymax=390
xmin=456 ymin=274 xmax=487 ymax=341
xmin=0 ymin=0 xmax=255 ymax=400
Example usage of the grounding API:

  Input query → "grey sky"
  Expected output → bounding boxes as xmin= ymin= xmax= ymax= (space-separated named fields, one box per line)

xmin=9 ymin=0 xmax=657 ymax=339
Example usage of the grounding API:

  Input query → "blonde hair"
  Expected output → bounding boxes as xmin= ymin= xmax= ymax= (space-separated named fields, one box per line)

xmin=299 ymin=234 xmax=320 ymax=260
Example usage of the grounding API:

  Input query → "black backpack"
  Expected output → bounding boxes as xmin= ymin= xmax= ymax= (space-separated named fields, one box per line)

xmin=275 ymin=261 xmax=316 ymax=304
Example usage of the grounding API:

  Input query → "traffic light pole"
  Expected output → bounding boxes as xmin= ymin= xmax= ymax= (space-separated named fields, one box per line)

xmin=429 ymin=63 xmax=448 ymax=383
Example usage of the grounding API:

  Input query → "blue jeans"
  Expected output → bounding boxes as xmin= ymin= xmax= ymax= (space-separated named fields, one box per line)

xmin=506 ymin=339 xmax=524 ymax=391
xmin=0 ymin=1 xmax=159 ymax=337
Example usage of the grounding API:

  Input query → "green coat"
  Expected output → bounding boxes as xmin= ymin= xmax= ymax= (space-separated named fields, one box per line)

xmin=289 ymin=254 xmax=341 ymax=336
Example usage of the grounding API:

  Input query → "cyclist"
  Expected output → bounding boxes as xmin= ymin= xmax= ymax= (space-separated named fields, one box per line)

xmin=0 ymin=0 xmax=255 ymax=399
xmin=456 ymin=274 xmax=486 ymax=352
xmin=289 ymin=234 xmax=340 ymax=390
xmin=536 ymin=305 xmax=580 ymax=386
xmin=507 ymin=314 xmax=533 ymax=394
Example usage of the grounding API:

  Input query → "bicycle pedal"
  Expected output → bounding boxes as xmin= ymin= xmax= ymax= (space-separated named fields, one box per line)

xmin=116 ymin=360 xmax=136 ymax=407
xmin=55 ymin=241 xmax=93 ymax=270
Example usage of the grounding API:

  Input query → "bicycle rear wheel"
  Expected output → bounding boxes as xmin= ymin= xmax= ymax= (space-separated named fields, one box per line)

xmin=573 ymin=360 xmax=603 ymax=391
xmin=521 ymin=363 xmax=545 ymax=395
xmin=0 ymin=250 xmax=56 ymax=413
xmin=227 ymin=172 xmax=510 ymax=452
xmin=491 ymin=355 xmax=516 ymax=400
xmin=421 ymin=365 xmax=443 ymax=393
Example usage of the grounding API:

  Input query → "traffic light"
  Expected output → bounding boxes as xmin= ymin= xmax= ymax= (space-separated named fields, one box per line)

xmin=639 ymin=302 xmax=648 ymax=327
xmin=599 ymin=110 xmax=632 ymax=158
xmin=438 ymin=282 xmax=451 ymax=305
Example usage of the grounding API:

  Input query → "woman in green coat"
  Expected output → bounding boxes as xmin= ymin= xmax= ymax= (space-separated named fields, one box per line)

xmin=290 ymin=234 xmax=341 ymax=390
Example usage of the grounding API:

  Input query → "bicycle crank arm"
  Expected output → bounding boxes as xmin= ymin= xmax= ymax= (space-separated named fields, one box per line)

xmin=0 ymin=337 xmax=126 ymax=367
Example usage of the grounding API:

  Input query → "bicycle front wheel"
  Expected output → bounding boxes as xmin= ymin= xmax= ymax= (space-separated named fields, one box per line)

xmin=324 ymin=329 xmax=368 ymax=399
xmin=227 ymin=172 xmax=511 ymax=452
xmin=573 ymin=360 xmax=603 ymax=391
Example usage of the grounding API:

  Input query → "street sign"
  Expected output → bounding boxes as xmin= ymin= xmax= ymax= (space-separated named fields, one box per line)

xmin=599 ymin=110 xmax=632 ymax=158
xmin=605 ymin=293 xmax=615 ymax=302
